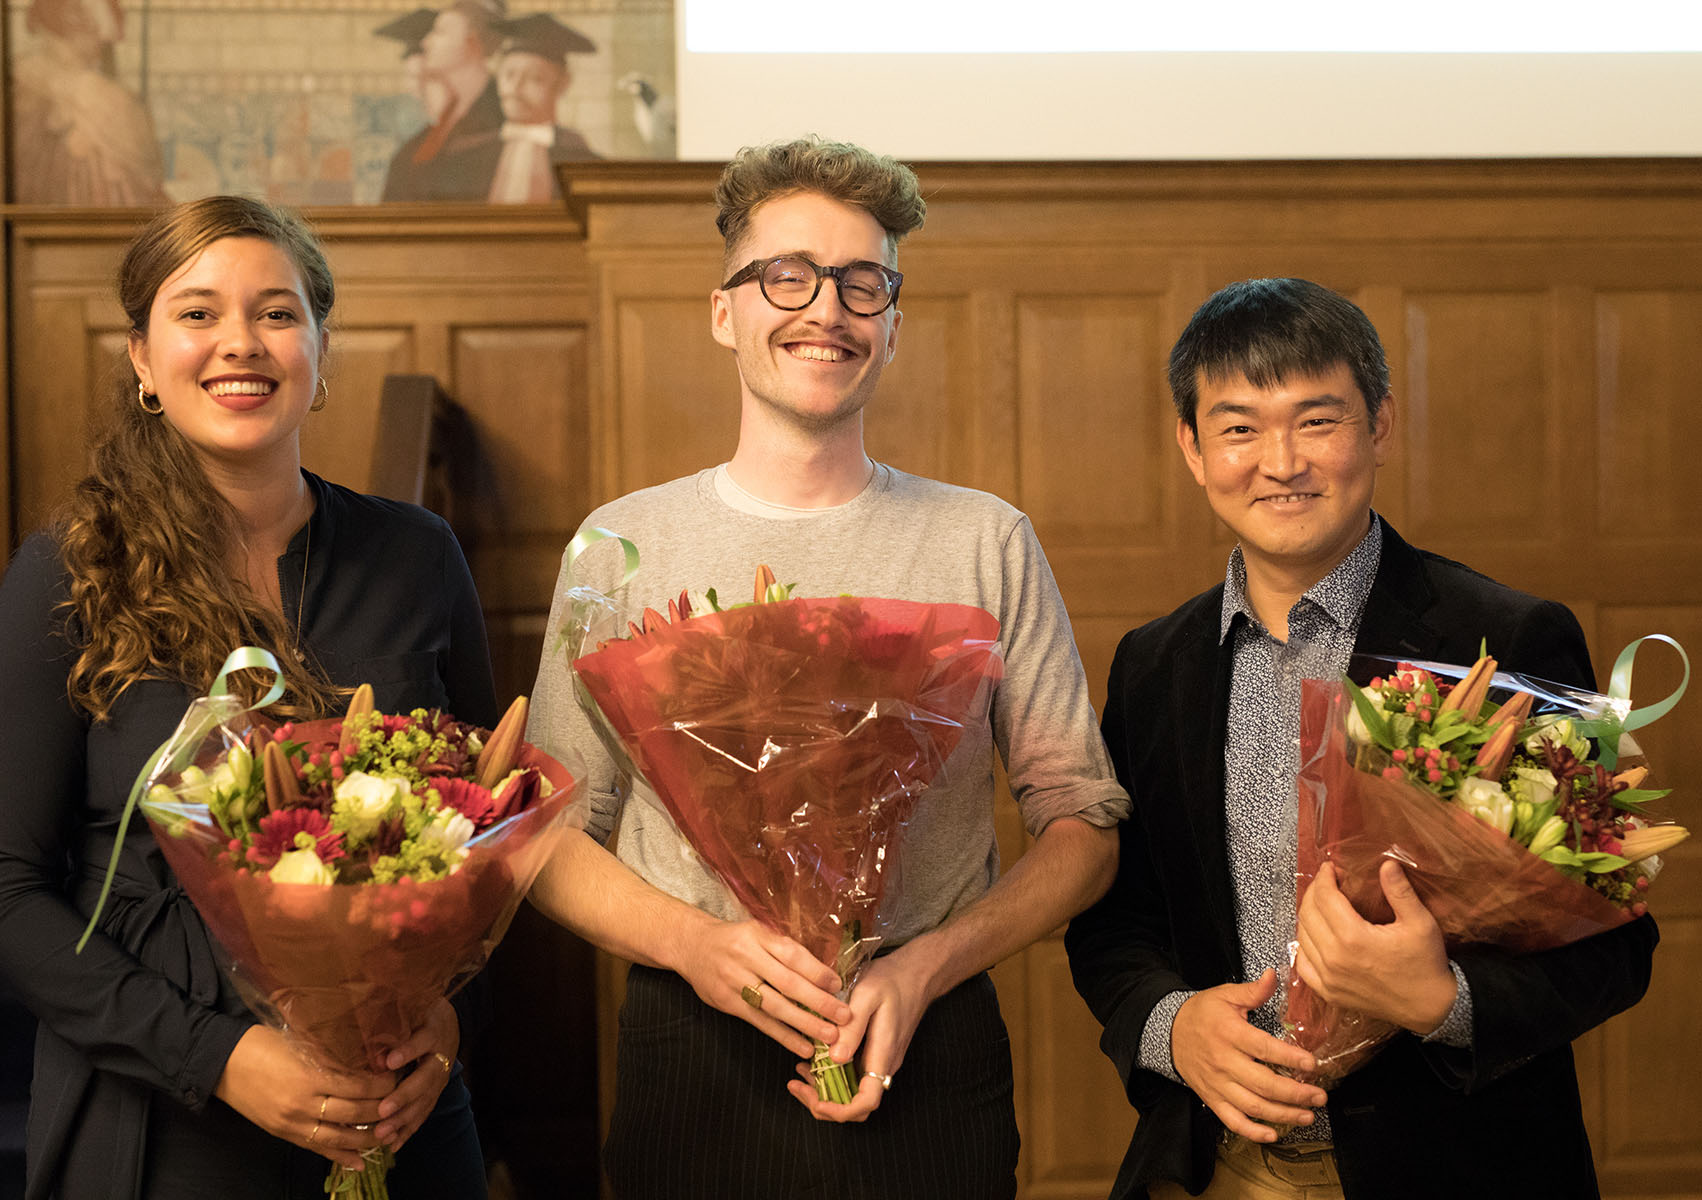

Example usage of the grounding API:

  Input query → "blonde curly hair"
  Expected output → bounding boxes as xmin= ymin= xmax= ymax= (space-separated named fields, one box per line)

xmin=714 ymin=136 xmax=926 ymax=272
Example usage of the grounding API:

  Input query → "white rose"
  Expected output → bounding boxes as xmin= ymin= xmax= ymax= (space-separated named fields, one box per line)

xmin=417 ymin=808 xmax=476 ymax=856
xmin=1344 ymin=688 xmax=1389 ymax=747
xmin=1509 ymin=766 xmax=1557 ymax=809
xmin=270 ymin=847 xmax=336 ymax=885
xmin=1456 ymin=776 xmax=1515 ymax=834
xmin=333 ymin=771 xmax=411 ymax=840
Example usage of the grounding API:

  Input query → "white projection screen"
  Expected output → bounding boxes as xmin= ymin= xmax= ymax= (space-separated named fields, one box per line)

xmin=676 ymin=0 xmax=1702 ymax=160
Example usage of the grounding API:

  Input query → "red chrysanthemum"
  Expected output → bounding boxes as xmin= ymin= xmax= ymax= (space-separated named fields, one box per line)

xmin=250 ymin=808 xmax=345 ymax=868
xmin=434 ymin=777 xmax=498 ymax=829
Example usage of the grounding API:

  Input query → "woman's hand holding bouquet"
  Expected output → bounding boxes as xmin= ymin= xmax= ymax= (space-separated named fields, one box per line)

xmin=84 ymin=648 xmax=583 ymax=1197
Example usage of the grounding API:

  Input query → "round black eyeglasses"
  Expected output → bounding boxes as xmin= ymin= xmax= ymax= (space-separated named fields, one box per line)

xmin=720 ymin=255 xmax=903 ymax=317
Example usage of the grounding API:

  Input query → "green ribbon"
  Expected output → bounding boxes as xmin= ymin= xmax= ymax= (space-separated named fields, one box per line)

xmin=1587 ymin=635 xmax=1689 ymax=771
xmin=207 ymin=644 xmax=287 ymax=707
xmin=566 ymin=526 xmax=640 ymax=587
xmin=76 ymin=647 xmax=286 ymax=953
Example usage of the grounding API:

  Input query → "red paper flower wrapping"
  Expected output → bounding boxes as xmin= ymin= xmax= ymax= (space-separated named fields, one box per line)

xmin=143 ymin=716 xmax=582 ymax=1073
xmin=1280 ymin=677 xmax=1635 ymax=1085
xmin=572 ymin=595 xmax=1003 ymax=975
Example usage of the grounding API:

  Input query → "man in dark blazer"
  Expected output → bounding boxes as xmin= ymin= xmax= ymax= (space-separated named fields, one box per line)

xmin=1066 ymin=278 xmax=1657 ymax=1200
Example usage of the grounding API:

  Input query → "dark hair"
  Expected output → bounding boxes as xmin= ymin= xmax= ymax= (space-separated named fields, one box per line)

xmin=714 ymin=136 xmax=926 ymax=271
xmin=58 ymin=195 xmax=340 ymax=721
xmin=1168 ymin=278 xmax=1390 ymax=433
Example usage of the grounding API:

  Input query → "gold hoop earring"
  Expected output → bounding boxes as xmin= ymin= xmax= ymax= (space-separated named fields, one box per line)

xmin=137 ymin=382 xmax=163 ymax=415
xmin=311 ymin=378 xmax=329 ymax=412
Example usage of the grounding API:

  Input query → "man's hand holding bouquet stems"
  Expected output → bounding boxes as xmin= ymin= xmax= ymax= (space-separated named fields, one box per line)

xmin=1170 ymin=970 xmax=1327 ymax=1144
xmin=1294 ymin=861 xmax=1457 ymax=1037
xmin=784 ymin=813 xmax=1120 ymax=1124
xmin=528 ymin=827 xmax=850 ymax=1062
xmin=565 ymin=566 xmax=1020 ymax=1116
xmin=668 ymin=909 xmax=852 ymax=1059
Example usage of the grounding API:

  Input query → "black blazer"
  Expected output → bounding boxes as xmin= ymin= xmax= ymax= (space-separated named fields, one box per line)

xmin=1065 ymin=520 xmax=1658 ymax=1200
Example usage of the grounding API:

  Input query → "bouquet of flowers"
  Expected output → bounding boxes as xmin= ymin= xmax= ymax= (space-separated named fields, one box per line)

xmin=570 ymin=566 xmax=1004 ymax=1101
xmin=1280 ymin=641 xmax=1689 ymax=1086
xmin=87 ymin=649 xmax=582 ymax=1198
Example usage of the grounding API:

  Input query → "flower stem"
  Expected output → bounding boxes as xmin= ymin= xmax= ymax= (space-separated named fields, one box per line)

xmin=324 ymin=1146 xmax=394 ymax=1198
xmin=807 ymin=919 xmax=866 ymax=1103
xmin=810 ymin=1039 xmax=858 ymax=1104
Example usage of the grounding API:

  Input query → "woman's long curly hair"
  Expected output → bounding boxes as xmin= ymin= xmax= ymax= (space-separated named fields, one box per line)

xmin=58 ymin=195 xmax=344 ymax=721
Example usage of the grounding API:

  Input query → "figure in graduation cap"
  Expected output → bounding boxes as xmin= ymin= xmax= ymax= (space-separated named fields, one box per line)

xmin=487 ymin=12 xmax=601 ymax=204
xmin=374 ymin=7 xmax=453 ymax=127
xmin=380 ymin=0 xmax=508 ymax=202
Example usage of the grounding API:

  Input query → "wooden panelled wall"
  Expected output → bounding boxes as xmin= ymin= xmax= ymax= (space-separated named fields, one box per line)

xmin=5 ymin=159 xmax=1702 ymax=1198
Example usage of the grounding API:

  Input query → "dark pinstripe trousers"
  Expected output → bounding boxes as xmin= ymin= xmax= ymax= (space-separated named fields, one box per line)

xmin=604 ymin=965 xmax=1020 ymax=1199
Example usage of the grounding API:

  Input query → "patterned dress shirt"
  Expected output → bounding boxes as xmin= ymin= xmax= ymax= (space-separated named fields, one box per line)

xmin=1136 ymin=515 xmax=1472 ymax=1143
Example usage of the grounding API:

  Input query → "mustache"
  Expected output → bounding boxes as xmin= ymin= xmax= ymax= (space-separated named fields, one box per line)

xmin=771 ymin=326 xmax=870 ymax=356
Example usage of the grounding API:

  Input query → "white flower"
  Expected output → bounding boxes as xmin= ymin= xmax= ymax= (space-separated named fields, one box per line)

xmin=1524 ymin=718 xmax=1590 ymax=761
xmin=174 ymin=765 xmax=213 ymax=805
xmin=417 ymin=808 xmax=476 ymax=857
xmin=206 ymin=748 xmax=252 ymax=800
xmin=270 ymin=847 xmax=336 ymax=885
xmin=1527 ymin=815 xmax=1568 ymax=857
xmin=332 ymin=771 xmax=411 ymax=840
xmin=1508 ymin=766 xmax=1557 ymax=809
xmin=1344 ymin=688 xmax=1390 ymax=747
xmin=685 ymin=589 xmax=719 ymax=617
xmin=1456 ymin=776 xmax=1515 ymax=834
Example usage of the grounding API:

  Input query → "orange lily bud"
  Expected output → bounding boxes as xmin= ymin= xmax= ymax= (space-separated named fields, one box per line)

xmin=1474 ymin=719 xmax=1520 ymax=782
xmin=1482 ymin=690 xmax=1534 ymax=734
xmin=262 ymin=741 xmax=302 ymax=812
xmin=1440 ymin=654 xmax=1498 ymax=715
xmin=340 ymin=682 xmax=375 ymax=757
xmin=476 ymin=694 xmax=530 ymax=789
xmin=1620 ymin=824 xmax=1690 ymax=862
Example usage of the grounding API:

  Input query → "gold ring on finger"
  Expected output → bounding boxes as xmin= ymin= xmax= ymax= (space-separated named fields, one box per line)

xmin=740 ymin=982 xmax=765 ymax=1010
xmin=864 ymin=1070 xmax=893 ymax=1091
xmin=308 ymin=1119 xmax=321 ymax=1144
xmin=433 ymin=1051 xmax=453 ymax=1075
xmin=318 ymin=1094 xmax=329 ymax=1120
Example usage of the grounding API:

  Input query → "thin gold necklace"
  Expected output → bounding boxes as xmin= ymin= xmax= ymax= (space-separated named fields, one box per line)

xmin=293 ymin=518 xmax=310 ymax=663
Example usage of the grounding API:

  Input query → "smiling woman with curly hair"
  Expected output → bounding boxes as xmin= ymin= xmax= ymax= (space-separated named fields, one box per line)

xmin=0 ymin=195 xmax=498 ymax=1199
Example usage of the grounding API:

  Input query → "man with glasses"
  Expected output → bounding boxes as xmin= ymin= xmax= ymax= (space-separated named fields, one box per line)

xmin=527 ymin=136 xmax=1128 ymax=1197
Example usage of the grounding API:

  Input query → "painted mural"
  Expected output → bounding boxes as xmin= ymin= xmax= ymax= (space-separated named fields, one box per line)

xmin=5 ymin=0 xmax=677 ymax=205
